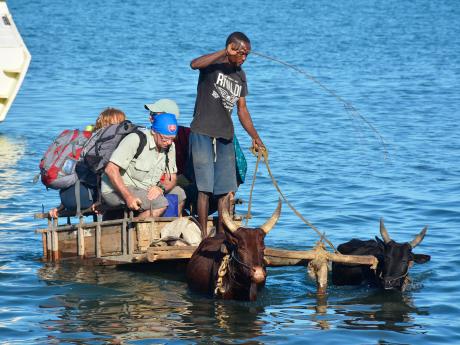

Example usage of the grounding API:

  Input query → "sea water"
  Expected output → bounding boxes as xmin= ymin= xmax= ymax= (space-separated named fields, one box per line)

xmin=1 ymin=0 xmax=459 ymax=344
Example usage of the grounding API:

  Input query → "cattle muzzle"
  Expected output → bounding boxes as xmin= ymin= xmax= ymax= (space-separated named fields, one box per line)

xmin=230 ymin=250 xmax=266 ymax=284
xmin=381 ymin=267 xmax=410 ymax=290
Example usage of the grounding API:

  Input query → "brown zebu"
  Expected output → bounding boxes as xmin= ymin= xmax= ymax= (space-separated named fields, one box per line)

xmin=332 ymin=219 xmax=430 ymax=291
xmin=186 ymin=196 xmax=282 ymax=301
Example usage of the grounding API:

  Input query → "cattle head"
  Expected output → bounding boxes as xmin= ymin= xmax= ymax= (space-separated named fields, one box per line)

xmin=376 ymin=219 xmax=430 ymax=291
xmin=220 ymin=195 xmax=282 ymax=300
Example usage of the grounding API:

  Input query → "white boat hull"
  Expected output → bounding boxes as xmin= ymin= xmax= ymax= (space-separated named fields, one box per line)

xmin=0 ymin=1 xmax=31 ymax=122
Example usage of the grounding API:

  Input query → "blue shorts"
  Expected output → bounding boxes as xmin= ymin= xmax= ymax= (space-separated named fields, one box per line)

xmin=59 ymin=183 xmax=95 ymax=211
xmin=189 ymin=132 xmax=237 ymax=195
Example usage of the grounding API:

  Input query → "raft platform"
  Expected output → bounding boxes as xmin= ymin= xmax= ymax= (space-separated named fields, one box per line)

xmin=35 ymin=206 xmax=378 ymax=294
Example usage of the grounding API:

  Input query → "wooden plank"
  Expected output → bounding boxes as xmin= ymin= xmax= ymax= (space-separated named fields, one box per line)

xmin=136 ymin=221 xmax=158 ymax=251
xmin=97 ymin=254 xmax=148 ymax=265
xmin=41 ymin=233 xmax=47 ymax=259
xmin=95 ymin=215 xmax=102 ymax=258
xmin=149 ymin=246 xmax=198 ymax=252
xmin=46 ymin=231 xmax=52 ymax=252
xmin=147 ymin=246 xmax=196 ymax=262
xmin=327 ymin=252 xmax=378 ymax=267
xmin=51 ymin=230 xmax=59 ymax=261
xmin=121 ymin=218 xmax=127 ymax=256
xmin=77 ymin=225 xmax=85 ymax=257
xmin=264 ymin=248 xmax=313 ymax=266
xmin=265 ymin=256 xmax=308 ymax=267
xmin=264 ymin=248 xmax=317 ymax=260
xmin=128 ymin=225 xmax=134 ymax=255
xmin=145 ymin=246 xmax=313 ymax=265
xmin=35 ymin=215 xmax=239 ymax=234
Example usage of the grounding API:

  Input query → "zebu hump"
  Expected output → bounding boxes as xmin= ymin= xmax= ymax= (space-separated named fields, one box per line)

xmin=337 ymin=239 xmax=381 ymax=256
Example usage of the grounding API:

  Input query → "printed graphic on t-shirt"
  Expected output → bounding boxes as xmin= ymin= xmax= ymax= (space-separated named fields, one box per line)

xmin=212 ymin=72 xmax=242 ymax=111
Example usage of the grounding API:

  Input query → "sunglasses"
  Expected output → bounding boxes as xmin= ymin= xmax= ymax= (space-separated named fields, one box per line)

xmin=157 ymin=133 xmax=175 ymax=144
xmin=149 ymin=111 xmax=164 ymax=118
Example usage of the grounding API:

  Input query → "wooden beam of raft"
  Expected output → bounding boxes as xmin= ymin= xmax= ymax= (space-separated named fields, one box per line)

xmin=145 ymin=246 xmax=377 ymax=268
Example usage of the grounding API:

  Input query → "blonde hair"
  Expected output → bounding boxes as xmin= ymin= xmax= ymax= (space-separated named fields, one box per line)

xmin=94 ymin=107 xmax=126 ymax=130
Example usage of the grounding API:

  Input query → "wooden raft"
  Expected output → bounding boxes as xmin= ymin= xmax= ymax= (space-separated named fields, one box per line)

xmin=35 ymin=210 xmax=378 ymax=295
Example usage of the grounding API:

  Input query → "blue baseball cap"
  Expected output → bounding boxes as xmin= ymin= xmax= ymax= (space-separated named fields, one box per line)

xmin=151 ymin=113 xmax=178 ymax=135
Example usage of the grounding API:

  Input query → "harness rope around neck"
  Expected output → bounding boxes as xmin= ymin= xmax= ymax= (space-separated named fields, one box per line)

xmin=214 ymin=249 xmax=258 ymax=297
xmin=214 ymin=254 xmax=230 ymax=296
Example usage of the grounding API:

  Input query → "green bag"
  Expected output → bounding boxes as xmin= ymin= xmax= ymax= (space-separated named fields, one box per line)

xmin=234 ymin=135 xmax=247 ymax=185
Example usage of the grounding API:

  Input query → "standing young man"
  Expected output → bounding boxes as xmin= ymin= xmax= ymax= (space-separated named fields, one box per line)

xmin=189 ymin=32 xmax=265 ymax=238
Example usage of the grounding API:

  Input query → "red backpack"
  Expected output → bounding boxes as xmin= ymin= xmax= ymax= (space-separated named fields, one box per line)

xmin=39 ymin=129 xmax=92 ymax=189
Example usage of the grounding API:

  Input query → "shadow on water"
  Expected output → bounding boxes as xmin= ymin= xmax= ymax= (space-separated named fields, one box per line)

xmin=37 ymin=263 xmax=267 ymax=344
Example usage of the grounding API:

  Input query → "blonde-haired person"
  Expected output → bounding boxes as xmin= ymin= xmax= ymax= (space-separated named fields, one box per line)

xmin=94 ymin=107 xmax=126 ymax=130
xmin=49 ymin=107 xmax=126 ymax=218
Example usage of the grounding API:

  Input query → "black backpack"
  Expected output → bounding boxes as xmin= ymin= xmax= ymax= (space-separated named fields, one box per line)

xmin=82 ymin=120 xmax=147 ymax=174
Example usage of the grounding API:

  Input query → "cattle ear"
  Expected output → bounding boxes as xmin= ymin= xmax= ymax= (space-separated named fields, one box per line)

xmin=375 ymin=236 xmax=385 ymax=248
xmin=224 ymin=228 xmax=239 ymax=246
xmin=413 ymin=253 xmax=431 ymax=264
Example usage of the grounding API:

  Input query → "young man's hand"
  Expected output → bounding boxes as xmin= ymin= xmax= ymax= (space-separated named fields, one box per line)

xmin=226 ymin=41 xmax=249 ymax=56
xmin=252 ymin=137 xmax=266 ymax=151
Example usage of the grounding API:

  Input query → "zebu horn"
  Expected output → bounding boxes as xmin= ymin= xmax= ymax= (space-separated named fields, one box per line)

xmin=380 ymin=218 xmax=391 ymax=244
xmin=260 ymin=199 xmax=282 ymax=234
xmin=222 ymin=194 xmax=239 ymax=233
xmin=409 ymin=226 xmax=428 ymax=248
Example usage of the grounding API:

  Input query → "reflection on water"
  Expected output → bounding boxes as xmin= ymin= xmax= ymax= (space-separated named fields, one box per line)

xmin=0 ymin=135 xmax=26 ymax=201
xmin=38 ymin=263 xmax=266 ymax=344
xmin=332 ymin=289 xmax=428 ymax=333
xmin=0 ymin=135 xmax=29 ymax=230
xmin=37 ymin=263 xmax=430 ymax=343
xmin=0 ymin=135 xmax=25 ymax=168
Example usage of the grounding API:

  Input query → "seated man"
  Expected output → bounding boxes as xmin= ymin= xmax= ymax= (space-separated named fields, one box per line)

xmin=101 ymin=113 xmax=186 ymax=218
xmin=144 ymin=98 xmax=190 ymax=180
xmin=145 ymin=99 xmax=247 ymax=217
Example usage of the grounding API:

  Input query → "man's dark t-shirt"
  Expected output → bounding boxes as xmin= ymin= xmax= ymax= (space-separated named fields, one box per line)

xmin=190 ymin=63 xmax=248 ymax=140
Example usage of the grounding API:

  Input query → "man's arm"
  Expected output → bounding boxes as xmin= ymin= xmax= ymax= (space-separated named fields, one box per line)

xmin=190 ymin=42 xmax=244 ymax=70
xmin=190 ymin=49 xmax=226 ymax=70
xmin=105 ymin=162 xmax=142 ymax=210
xmin=237 ymin=97 xmax=265 ymax=149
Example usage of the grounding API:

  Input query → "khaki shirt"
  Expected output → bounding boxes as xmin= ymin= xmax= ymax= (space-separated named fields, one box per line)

xmin=101 ymin=129 xmax=177 ymax=194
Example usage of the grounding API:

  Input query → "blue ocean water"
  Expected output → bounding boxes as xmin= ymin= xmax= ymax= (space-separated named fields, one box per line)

xmin=1 ymin=0 xmax=459 ymax=344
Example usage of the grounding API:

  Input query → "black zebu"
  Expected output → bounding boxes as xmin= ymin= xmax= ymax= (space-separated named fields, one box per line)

xmin=332 ymin=219 xmax=430 ymax=291
xmin=186 ymin=196 xmax=282 ymax=301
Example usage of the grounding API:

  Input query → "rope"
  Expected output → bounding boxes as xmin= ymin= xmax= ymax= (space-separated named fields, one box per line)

xmin=214 ymin=254 xmax=230 ymax=296
xmin=248 ymin=147 xmax=337 ymax=252
xmin=243 ymin=145 xmax=262 ymax=226
xmin=251 ymin=51 xmax=388 ymax=160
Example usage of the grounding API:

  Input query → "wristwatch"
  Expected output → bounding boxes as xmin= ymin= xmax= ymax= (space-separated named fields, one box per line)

xmin=156 ymin=182 xmax=166 ymax=193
